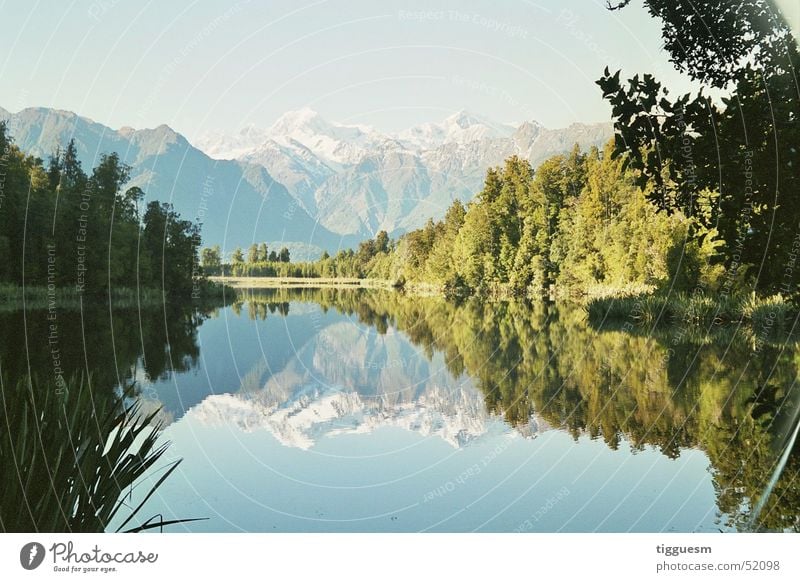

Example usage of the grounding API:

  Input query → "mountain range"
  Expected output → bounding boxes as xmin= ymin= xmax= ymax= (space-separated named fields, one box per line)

xmin=196 ymin=108 xmax=613 ymax=238
xmin=1 ymin=105 xmax=611 ymax=256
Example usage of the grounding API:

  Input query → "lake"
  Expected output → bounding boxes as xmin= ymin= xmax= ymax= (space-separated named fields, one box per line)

xmin=2 ymin=287 xmax=798 ymax=532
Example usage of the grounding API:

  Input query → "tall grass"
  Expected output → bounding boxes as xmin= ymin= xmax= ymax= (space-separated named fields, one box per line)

xmin=0 ymin=373 xmax=203 ymax=532
xmin=0 ymin=284 xmax=165 ymax=311
xmin=586 ymin=292 xmax=798 ymax=330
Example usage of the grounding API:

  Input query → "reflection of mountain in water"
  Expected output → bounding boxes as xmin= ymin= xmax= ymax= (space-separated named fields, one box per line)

xmin=188 ymin=320 xmax=543 ymax=449
xmin=191 ymin=287 xmax=800 ymax=532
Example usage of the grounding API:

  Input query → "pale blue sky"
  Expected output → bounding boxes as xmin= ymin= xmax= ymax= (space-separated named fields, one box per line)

xmin=0 ymin=0 xmax=708 ymax=140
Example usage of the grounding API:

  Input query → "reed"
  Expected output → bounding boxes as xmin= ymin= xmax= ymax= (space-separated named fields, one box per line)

xmin=0 ymin=373 xmax=204 ymax=532
xmin=586 ymin=291 xmax=798 ymax=330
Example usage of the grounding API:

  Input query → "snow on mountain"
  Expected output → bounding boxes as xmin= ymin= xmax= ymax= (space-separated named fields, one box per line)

xmin=184 ymin=316 xmax=550 ymax=449
xmin=1 ymin=103 xmax=610 ymax=245
xmin=240 ymin=138 xmax=336 ymax=216
xmin=193 ymin=108 xmax=613 ymax=238
xmin=398 ymin=109 xmax=516 ymax=151
xmin=188 ymin=381 xmax=503 ymax=450
xmin=0 ymin=106 xmax=352 ymax=252
xmin=263 ymin=107 xmax=401 ymax=168
xmin=193 ymin=125 xmax=270 ymax=160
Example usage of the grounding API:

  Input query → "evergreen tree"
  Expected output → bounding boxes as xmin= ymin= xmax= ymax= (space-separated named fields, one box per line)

xmin=247 ymin=244 xmax=259 ymax=264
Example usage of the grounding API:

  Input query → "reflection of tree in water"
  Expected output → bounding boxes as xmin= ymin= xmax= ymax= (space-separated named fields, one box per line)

xmin=0 ymin=301 xmax=220 ymax=532
xmin=0 ymin=302 xmax=216 ymax=407
xmin=247 ymin=287 xmax=800 ymax=531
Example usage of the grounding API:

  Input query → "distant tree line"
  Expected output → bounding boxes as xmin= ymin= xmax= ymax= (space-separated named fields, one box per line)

xmin=201 ymin=231 xmax=396 ymax=280
xmin=212 ymin=142 xmax=712 ymax=299
xmin=0 ymin=124 xmax=201 ymax=296
xmin=201 ymin=243 xmax=302 ymax=277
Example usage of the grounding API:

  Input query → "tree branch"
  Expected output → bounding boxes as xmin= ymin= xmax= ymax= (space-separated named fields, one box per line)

xmin=605 ymin=0 xmax=632 ymax=10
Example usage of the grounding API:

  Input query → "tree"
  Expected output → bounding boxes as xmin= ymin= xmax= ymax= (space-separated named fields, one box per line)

xmin=278 ymin=247 xmax=290 ymax=263
xmin=201 ymin=246 xmax=222 ymax=274
xmin=247 ymin=244 xmax=259 ymax=264
xmin=141 ymin=201 xmax=200 ymax=294
xmin=597 ymin=0 xmax=799 ymax=294
xmin=375 ymin=230 xmax=389 ymax=254
xmin=0 ymin=125 xmax=201 ymax=295
xmin=259 ymin=243 xmax=268 ymax=262
xmin=232 ymin=247 xmax=244 ymax=264
xmin=268 ymin=250 xmax=277 ymax=262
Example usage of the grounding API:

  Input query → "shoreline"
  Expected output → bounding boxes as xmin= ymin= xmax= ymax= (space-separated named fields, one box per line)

xmin=212 ymin=276 xmax=800 ymax=330
xmin=0 ymin=281 xmax=232 ymax=311
xmin=211 ymin=276 xmax=443 ymax=296
xmin=211 ymin=276 xmax=389 ymax=288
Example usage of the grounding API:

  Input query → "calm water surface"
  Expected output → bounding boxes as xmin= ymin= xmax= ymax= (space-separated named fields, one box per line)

xmin=3 ymin=288 xmax=798 ymax=532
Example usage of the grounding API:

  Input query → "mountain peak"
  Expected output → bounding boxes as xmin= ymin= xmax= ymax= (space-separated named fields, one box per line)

xmin=269 ymin=107 xmax=327 ymax=135
xmin=443 ymin=109 xmax=482 ymax=128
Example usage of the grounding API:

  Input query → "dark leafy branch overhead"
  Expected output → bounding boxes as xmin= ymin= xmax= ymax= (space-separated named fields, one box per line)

xmin=598 ymin=0 xmax=800 ymax=294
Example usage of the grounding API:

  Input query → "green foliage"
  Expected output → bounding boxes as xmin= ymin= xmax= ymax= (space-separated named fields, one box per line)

xmin=209 ymin=140 xmax=738 ymax=302
xmin=0 ymin=374 xmax=203 ymax=532
xmin=247 ymin=244 xmax=259 ymax=264
xmin=231 ymin=247 xmax=244 ymax=264
xmin=0 ymin=126 xmax=202 ymax=296
xmin=200 ymin=245 xmax=222 ymax=275
xmin=598 ymin=0 xmax=799 ymax=295
xmin=586 ymin=291 xmax=798 ymax=330
xmin=376 ymin=144 xmax=718 ymax=299
xmin=215 ymin=231 xmax=397 ymax=280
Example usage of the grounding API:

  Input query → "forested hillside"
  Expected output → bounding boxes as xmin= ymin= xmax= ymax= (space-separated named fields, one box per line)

xmin=0 ymin=124 xmax=201 ymax=296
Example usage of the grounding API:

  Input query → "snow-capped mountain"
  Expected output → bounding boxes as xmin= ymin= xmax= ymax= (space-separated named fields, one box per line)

xmin=1 ymin=103 xmax=612 ymax=246
xmin=193 ymin=124 xmax=271 ymax=160
xmin=398 ymin=110 xmax=517 ymax=151
xmin=195 ymin=108 xmax=612 ymax=238
xmin=0 ymin=106 xmax=356 ymax=254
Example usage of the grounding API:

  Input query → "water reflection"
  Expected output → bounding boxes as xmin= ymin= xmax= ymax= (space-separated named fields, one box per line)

xmin=0 ymin=300 xmax=222 ymax=532
xmin=198 ymin=288 xmax=799 ymax=531
xmin=2 ymin=288 xmax=798 ymax=532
